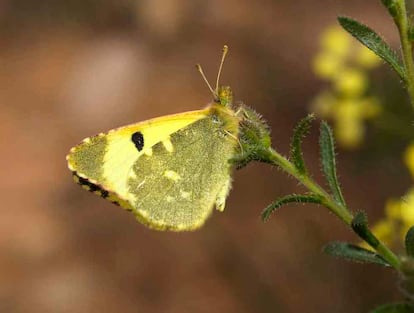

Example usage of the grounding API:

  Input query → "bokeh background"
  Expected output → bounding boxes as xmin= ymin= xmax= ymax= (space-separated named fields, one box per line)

xmin=0 ymin=0 xmax=411 ymax=312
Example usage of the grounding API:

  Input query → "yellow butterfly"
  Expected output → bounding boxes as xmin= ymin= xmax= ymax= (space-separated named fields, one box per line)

xmin=67 ymin=45 xmax=243 ymax=231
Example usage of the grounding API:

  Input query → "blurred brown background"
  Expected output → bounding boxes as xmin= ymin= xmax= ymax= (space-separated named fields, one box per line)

xmin=0 ymin=0 xmax=409 ymax=312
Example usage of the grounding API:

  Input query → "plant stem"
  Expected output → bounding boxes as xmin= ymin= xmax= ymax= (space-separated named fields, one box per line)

xmin=265 ymin=148 xmax=353 ymax=224
xmin=376 ymin=241 xmax=402 ymax=269
xmin=263 ymin=147 xmax=401 ymax=269
xmin=395 ymin=0 xmax=414 ymax=109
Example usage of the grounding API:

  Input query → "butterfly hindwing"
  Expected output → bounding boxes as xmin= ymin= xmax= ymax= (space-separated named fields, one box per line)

xmin=67 ymin=105 xmax=240 ymax=230
xmin=128 ymin=111 xmax=238 ymax=230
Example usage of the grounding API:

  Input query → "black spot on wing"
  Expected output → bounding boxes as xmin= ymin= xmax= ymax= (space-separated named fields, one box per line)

xmin=131 ymin=132 xmax=144 ymax=152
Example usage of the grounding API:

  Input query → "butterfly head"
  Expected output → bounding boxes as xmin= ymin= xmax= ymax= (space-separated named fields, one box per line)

xmin=216 ymin=85 xmax=233 ymax=107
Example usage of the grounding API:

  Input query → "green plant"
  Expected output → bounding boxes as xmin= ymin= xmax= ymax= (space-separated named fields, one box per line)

xmin=236 ymin=1 xmax=414 ymax=311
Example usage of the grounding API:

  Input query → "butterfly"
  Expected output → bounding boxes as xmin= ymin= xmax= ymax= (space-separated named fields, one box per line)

xmin=67 ymin=45 xmax=244 ymax=231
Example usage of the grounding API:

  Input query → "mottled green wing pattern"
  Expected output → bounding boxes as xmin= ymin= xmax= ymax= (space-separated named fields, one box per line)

xmin=67 ymin=104 xmax=240 ymax=231
xmin=127 ymin=116 xmax=237 ymax=230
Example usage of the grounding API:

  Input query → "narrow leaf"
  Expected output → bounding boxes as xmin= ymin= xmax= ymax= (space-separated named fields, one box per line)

xmin=370 ymin=303 xmax=414 ymax=313
xmin=261 ymin=193 xmax=322 ymax=221
xmin=319 ymin=121 xmax=346 ymax=207
xmin=351 ymin=211 xmax=380 ymax=249
xmin=405 ymin=226 xmax=414 ymax=257
xmin=323 ymin=242 xmax=390 ymax=267
xmin=290 ymin=114 xmax=315 ymax=175
xmin=338 ymin=16 xmax=406 ymax=81
xmin=380 ymin=0 xmax=400 ymax=18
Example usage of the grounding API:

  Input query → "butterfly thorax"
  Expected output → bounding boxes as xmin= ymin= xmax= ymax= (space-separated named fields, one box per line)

xmin=210 ymin=101 xmax=240 ymax=141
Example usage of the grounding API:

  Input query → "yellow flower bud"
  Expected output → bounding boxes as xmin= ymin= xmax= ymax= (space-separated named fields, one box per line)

xmin=334 ymin=68 xmax=367 ymax=96
xmin=320 ymin=26 xmax=351 ymax=58
xmin=312 ymin=52 xmax=343 ymax=79
xmin=335 ymin=118 xmax=364 ymax=148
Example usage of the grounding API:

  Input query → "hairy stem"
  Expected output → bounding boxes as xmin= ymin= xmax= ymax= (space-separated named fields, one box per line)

xmin=262 ymin=147 xmax=401 ymax=269
xmin=396 ymin=0 xmax=414 ymax=109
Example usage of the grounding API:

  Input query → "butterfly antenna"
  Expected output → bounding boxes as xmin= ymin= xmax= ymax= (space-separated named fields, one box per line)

xmin=215 ymin=45 xmax=229 ymax=92
xmin=196 ymin=63 xmax=217 ymax=99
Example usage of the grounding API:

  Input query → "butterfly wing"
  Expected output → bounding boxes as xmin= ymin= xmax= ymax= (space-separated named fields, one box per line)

xmin=67 ymin=106 xmax=240 ymax=230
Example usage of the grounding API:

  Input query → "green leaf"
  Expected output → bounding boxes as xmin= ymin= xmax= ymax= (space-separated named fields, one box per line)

xmin=380 ymin=0 xmax=400 ymax=18
xmin=323 ymin=242 xmax=390 ymax=267
xmin=290 ymin=114 xmax=315 ymax=175
xmin=338 ymin=16 xmax=406 ymax=81
xmin=351 ymin=211 xmax=380 ymax=249
xmin=261 ymin=193 xmax=322 ymax=221
xmin=370 ymin=303 xmax=414 ymax=313
xmin=319 ymin=121 xmax=346 ymax=207
xmin=405 ymin=226 xmax=414 ymax=257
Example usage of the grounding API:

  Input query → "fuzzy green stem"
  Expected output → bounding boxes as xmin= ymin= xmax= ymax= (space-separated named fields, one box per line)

xmin=395 ymin=0 xmax=414 ymax=109
xmin=265 ymin=148 xmax=353 ymax=224
xmin=376 ymin=241 xmax=402 ymax=269
xmin=263 ymin=147 xmax=401 ymax=269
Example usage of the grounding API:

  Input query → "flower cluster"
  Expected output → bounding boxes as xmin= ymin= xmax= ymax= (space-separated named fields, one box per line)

xmin=366 ymin=145 xmax=414 ymax=249
xmin=312 ymin=26 xmax=382 ymax=148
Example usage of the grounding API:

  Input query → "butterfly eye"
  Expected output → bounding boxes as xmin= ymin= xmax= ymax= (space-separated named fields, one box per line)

xmin=211 ymin=114 xmax=220 ymax=124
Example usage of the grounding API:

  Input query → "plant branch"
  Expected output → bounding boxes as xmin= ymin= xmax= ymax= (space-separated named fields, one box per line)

xmin=395 ymin=0 xmax=414 ymax=109
xmin=260 ymin=147 xmax=401 ymax=270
